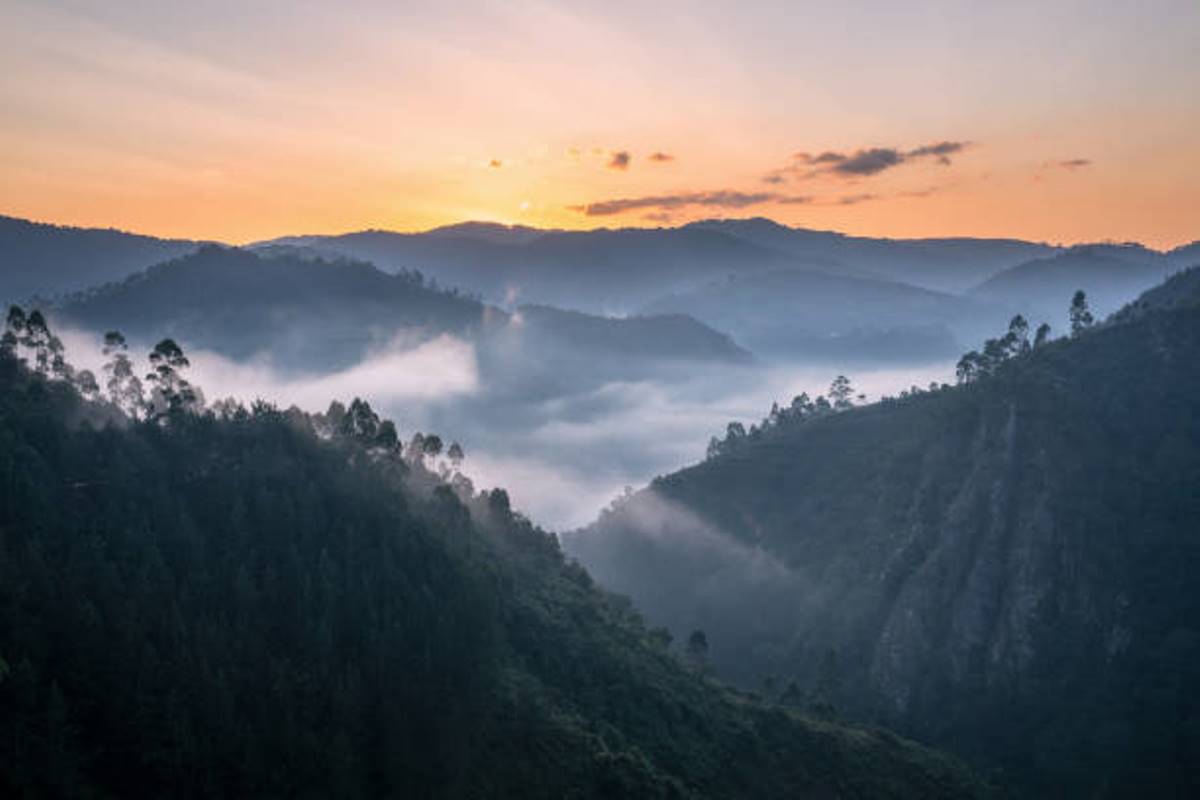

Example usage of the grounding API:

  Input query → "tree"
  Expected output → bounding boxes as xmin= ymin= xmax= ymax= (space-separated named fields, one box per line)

xmin=829 ymin=375 xmax=854 ymax=410
xmin=422 ymin=435 xmax=443 ymax=458
xmin=956 ymin=350 xmax=981 ymax=384
xmin=103 ymin=331 xmax=144 ymax=418
xmin=1007 ymin=315 xmax=1031 ymax=356
xmin=146 ymin=338 xmax=199 ymax=419
xmin=1070 ymin=290 xmax=1094 ymax=335
xmin=341 ymin=398 xmax=380 ymax=442
xmin=685 ymin=630 xmax=709 ymax=671
xmin=1034 ymin=323 xmax=1052 ymax=348
xmin=447 ymin=442 xmax=465 ymax=469
xmin=73 ymin=369 xmax=100 ymax=401
xmin=23 ymin=310 xmax=52 ymax=374
xmin=2 ymin=305 xmax=26 ymax=357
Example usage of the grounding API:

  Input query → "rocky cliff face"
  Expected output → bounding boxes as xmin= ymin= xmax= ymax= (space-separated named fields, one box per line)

xmin=568 ymin=279 xmax=1200 ymax=795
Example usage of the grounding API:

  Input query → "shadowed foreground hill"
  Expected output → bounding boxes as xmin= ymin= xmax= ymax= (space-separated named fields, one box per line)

xmin=0 ymin=351 xmax=986 ymax=798
xmin=571 ymin=269 xmax=1200 ymax=797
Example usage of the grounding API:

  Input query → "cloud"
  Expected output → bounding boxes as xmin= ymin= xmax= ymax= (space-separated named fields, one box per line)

xmin=1057 ymin=158 xmax=1092 ymax=170
xmin=489 ymin=159 xmax=502 ymax=168
xmin=793 ymin=140 xmax=973 ymax=178
xmin=643 ymin=212 xmax=673 ymax=223
xmin=761 ymin=173 xmax=786 ymax=185
xmin=833 ymin=193 xmax=877 ymax=205
xmin=607 ymin=150 xmax=631 ymax=170
xmin=569 ymin=189 xmax=792 ymax=216
xmin=648 ymin=151 xmax=675 ymax=163
xmin=906 ymin=140 xmax=969 ymax=165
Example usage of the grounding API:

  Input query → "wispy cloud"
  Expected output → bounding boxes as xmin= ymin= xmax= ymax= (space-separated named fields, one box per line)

xmin=648 ymin=151 xmax=674 ymax=163
xmin=568 ymin=190 xmax=807 ymax=216
xmin=608 ymin=150 xmax=631 ymax=170
xmin=1056 ymin=158 xmax=1092 ymax=170
xmin=488 ymin=158 xmax=502 ymax=168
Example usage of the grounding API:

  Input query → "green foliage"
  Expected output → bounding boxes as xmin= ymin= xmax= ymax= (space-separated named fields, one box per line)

xmin=0 ymin=343 xmax=988 ymax=798
xmin=577 ymin=275 xmax=1200 ymax=797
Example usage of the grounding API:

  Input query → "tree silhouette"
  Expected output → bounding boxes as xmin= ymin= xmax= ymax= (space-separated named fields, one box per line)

xmin=102 ymin=331 xmax=145 ymax=418
xmin=829 ymin=375 xmax=855 ymax=410
xmin=145 ymin=338 xmax=199 ymax=419
xmin=1070 ymin=290 xmax=1094 ymax=335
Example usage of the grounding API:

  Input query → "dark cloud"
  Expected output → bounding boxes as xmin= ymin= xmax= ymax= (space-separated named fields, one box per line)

xmin=1058 ymin=158 xmax=1091 ymax=170
xmin=569 ymin=190 xmax=804 ymax=216
xmin=648 ymin=152 xmax=674 ymax=163
xmin=761 ymin=173 xmax=786 ymax=185
xmin=832 ymin=148 xmax=904 ymax=176
xmin=907 ymin=141 xmax=970 ymax=164
xmin=792 ymin=140 xmax=972 ymax=178
xmin=607 ymin=151 xmax=631 ymax=170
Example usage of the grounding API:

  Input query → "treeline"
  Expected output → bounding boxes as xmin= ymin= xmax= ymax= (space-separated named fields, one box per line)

xmin=705 ymin=290 xmax=1098 ymax=462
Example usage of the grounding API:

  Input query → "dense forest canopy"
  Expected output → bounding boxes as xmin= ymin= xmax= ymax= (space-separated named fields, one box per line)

xmin=569 ymin=273 xmax=1200 ymax=797
xmin=0 ymin=308 xmax=989 ymax=798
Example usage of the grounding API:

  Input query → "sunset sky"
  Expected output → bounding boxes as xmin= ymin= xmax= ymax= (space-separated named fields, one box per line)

xmin=2 ymin=0 xmax=1198 ymax=247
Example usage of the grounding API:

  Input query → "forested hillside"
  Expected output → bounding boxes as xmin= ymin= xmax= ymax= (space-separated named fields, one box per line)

xmin=570 ymin=271 xmax=1200 ymax=797
xmin=0 ymin=320 xmax=987 ymax=798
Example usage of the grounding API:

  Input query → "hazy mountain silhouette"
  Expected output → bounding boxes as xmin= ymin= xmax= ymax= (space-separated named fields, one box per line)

xmin=639 ymin=267 xmax=1001 ymax=362
xmin=0 ymin=214 xmax=203 ymax=303
xmin=683 ymin=217 xmax=1057 ymax=293
xmin=56 ymin=246 xmax=751 ymax=374
xmin=970 ymin=243 xmax=1175 ymax=326
xmin=568 ymin=270 xmax=1200 ymax=796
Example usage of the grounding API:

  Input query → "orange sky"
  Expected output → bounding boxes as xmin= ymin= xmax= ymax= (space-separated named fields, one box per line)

xmin=1 ymin=1 xmax=1197 ymax=248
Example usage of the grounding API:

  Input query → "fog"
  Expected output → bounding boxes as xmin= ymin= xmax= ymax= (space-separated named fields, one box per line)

xmin=60 ymin=323 xmax=951 ymax=530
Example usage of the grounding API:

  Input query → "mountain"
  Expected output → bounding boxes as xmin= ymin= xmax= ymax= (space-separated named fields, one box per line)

xmin=255 ymin=225 xmax=819 ymax=312
xmin=513 ymin=304 xmax=751 ymax=364
xmin=684 ymin=218 xmax=1057 ymax=293
xmin=55 ymin=246 xmax=752 ymax=379
xmin=969 ymin=244 xmax=1173 ymax=328
xmin=56 ymin=245 xmax=490 ymax=371
xmin=639 ymin=268 xmax=999 ymax=362
xmin=0 ymin=215 xmax=203 ymax=303
xmin=0 ymin=341 xmax=989 ymax=798
xmin=568 ymin=271 xmax=1200 ymax=796
xmin=1167 ymin=240 xmax=1200 ymax=269
xmin=253 ymin=218 xmax=1063 ymax=317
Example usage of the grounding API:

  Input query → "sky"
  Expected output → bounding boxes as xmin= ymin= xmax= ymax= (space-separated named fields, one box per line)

xmin=1 ymin=0 xmax=1198 ymax=247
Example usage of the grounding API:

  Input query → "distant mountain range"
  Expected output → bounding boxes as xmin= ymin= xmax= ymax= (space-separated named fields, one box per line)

xmin=54 ymin=246 xmax=750 ymax=374
xmin=5 ymin=213 xmax=1197 ymax=366
xmin=970 ymin=243 xmax=1181 ymax=327
xmin=0 ymin=215 xmax=203 ymax=302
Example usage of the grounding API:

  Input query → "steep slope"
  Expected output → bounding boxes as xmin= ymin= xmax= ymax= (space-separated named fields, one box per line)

xmin=0 ymin=215 xmax=202 ymax=302
xmin=0 ymin=349 xmax=988 ymax=798
xmin=569 ymin=273 xmax=1200 ymax=796
xmin=970 ymin=244 xmax=1172 ymax=326
xmin=639 ymin=268 xmax=998 ymax=362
